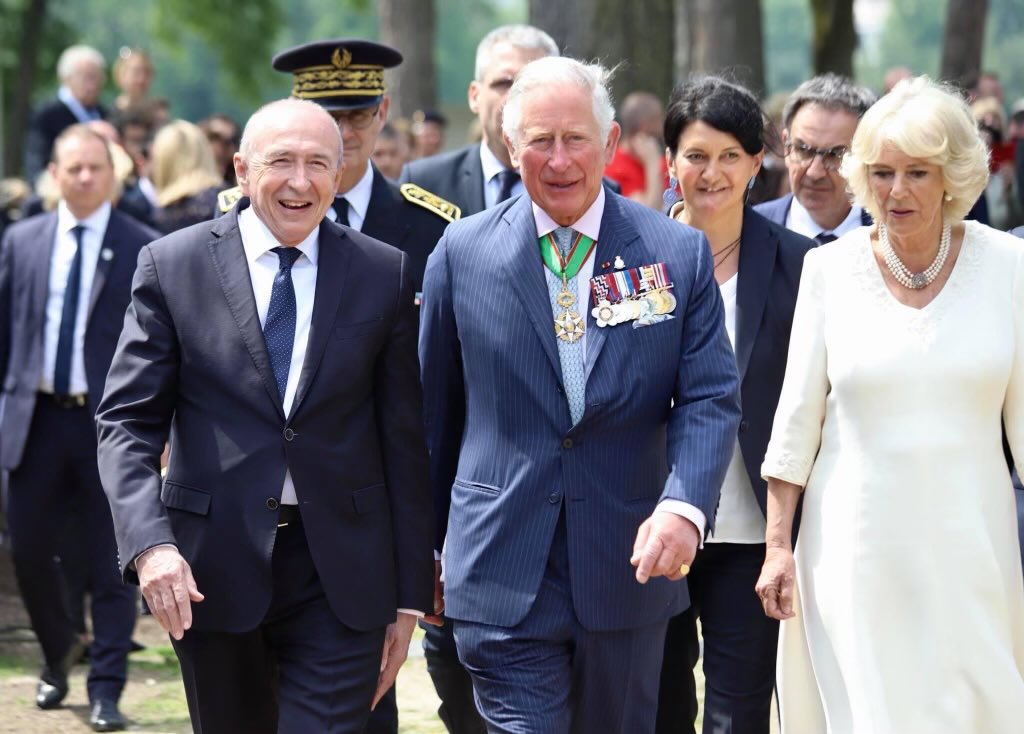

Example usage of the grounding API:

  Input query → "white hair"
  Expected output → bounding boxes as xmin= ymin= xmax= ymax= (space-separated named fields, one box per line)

xmin=474 ymin=24 xmax=559 ymax=82
xmin=239 ymin=98 xmax=343 ymax=164
xmin=57 ymin=45 xmax=106 ymax=81
xmin=501 ymin=57 xmax=615 ymax=149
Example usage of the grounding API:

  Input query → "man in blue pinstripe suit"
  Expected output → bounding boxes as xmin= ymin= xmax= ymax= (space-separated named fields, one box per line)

xmin=419 ymin=57 xmax=741 ymax=733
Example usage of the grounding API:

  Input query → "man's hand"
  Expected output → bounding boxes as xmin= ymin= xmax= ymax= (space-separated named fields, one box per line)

xmin=755 ymin=546 xmax=796 ymax=620
xmin=630 ymin=512 xmax=700 ymax=584
xmin=421 ymin=559 xmax=444 ymax=628
xmin=136 ymin=546 xmax=203 ymax=640
xmin=372 ymin=612 xmax=418 ymax=709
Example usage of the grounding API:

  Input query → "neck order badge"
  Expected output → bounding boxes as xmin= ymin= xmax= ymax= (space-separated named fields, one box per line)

xmin=539 ymin=231 xmax=596 ymax=343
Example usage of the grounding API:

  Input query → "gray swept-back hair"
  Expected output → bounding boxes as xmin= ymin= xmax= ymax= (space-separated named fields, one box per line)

xmin=474 ymin=25 xmax=559 ymax=82
xmin=782 ymin=73 xmax=876 ymax=130
xmin=57 ymin=45 xmax=106 ymax=81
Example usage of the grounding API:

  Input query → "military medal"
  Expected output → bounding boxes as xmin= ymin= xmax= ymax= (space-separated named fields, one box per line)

xmin=539 ymin=231 xmax=597 ymax=343
xmin=588 ymin=262 xmax=676 ymax=328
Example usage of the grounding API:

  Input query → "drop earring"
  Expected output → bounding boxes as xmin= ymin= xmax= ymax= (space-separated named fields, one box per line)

xmin=663 ymin=175 xmax=681 ymax=207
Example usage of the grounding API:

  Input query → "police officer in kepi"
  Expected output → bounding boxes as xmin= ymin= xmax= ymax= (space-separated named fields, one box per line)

xmin=217 ymin=38 xmax=459 ymax=296
xmin=216 ymin=38 xmax=458 ymax=734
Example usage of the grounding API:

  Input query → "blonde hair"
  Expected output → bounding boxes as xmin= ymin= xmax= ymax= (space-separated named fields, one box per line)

xmin=841 ymin=76 xmax=989 ymax=223
xmin=150 ymin=120 xmax=223 ymax=207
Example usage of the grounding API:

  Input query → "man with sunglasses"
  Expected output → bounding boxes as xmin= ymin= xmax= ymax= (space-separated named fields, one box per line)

xmin=756 ymin=74 xmax=875 ymax=245
xmin=217 ymin=39 xmax=458 ymax=295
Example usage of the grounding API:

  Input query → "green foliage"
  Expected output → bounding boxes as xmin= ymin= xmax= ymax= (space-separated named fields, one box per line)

xmin=762 ymin=0 xmax=813 ymax=97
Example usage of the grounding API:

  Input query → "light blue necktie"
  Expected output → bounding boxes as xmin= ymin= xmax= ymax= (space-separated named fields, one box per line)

xmin=547 ymin=226 xmax=586 ymax=425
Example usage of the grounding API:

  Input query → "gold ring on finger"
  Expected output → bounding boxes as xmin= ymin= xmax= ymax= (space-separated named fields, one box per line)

xmin=678 ymin=563 xmax=690 ymax=577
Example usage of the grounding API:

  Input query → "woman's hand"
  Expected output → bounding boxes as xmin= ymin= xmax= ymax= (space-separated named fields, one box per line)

xmin=755 ymin=546 xmax=796 ymax=620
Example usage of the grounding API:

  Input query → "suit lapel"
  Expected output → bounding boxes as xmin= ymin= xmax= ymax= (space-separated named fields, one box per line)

xmin=86 ymin=213 xmax=118 ymax=322
xmin=584 ymin=194 xmax=639 ymax=381
xmin=462 ymin=145 xmax=486 ymax=214
xmin=31 ymin=214 xmax=59 ymax=333
xmin=734 ymin=210 xmax=777 ymax=380
xmin=361 ymin=167 xmax=409 ymax=246
xmin=290 ymin=222 xmax=351 ymax=415
xmin=207 ymin=208 xmax=284 ymax=419
xmin=500 ymin=197 xmax=562 ymax=380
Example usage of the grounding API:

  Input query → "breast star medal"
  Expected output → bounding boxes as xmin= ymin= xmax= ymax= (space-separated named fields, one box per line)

xmin=554 ymin=277 xmax=586 ymax=342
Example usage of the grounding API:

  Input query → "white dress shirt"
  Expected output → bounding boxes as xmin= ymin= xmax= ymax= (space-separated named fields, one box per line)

xmin=57 ymin=85 xmax=101 ymax=123
xmin=238 ymin=206 xmax=319 ymax=506
xmin=481 ymin=143 xmax=524 ymax=209
xmin=786 ymin=195 xmax=864 ymax=241
xmin=325 ymin=163 xmax=373 ymax=231
xmin=530 ymin=188 xmax=708 ymax=539
xmin=707 ymin=273 xmax=766 ymax=544
xmin=40 ymin=200 xmax=111 ymax=395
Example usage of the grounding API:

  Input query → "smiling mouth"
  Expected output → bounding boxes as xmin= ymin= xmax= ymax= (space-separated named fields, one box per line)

xmin=279 ymin=199 xmax=312 ymax=210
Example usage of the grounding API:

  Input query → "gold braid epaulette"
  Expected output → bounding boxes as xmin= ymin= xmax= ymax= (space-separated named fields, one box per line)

xmin=399 ymin=183 xmax=461 ymax=223
xmin=217 ymin=186 xmax=243 ymax=213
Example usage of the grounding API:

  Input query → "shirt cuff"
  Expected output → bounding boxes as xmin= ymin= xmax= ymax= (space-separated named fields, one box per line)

xmin=655 ymin=501 xmax=707 ymax=548
xmin=397 ymin=608 xmax=425 ymax=618
xmin=131 ymin=543 xmax=178 ymax=572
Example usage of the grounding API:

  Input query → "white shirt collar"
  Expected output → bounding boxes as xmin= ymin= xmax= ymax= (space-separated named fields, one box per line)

xmin=238 ymin=205 xmax=320 ymax=267
xmin=787 ymin=195 xmax=864 ymax=239
xmin=57 ymin=85 xmax=98 ymax=122
xmin=339 ymin=163 xmax=375 ymax=223
xmin=479 ymin=142 xmax=511 ymax=185
xmin=56 ymin=199 xmax=111 ymax=238
xmin=532 ymin=186 xmax=605 ymax=242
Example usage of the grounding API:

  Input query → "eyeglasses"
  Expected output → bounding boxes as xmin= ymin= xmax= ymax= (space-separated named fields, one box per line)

xmin=331 ymin=105 xmax=381 ymax=131
xmin=784 ymin=140 xmax=847 ymax=171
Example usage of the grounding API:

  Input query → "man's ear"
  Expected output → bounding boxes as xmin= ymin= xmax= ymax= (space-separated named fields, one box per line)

xmin=604 ymin=121 xmax=622 ymax=163
xmin=504 ymin=133 xmax=519 ymax=168
xmin=468 ymin=81 xmax=480 ymax=115
xmin=233 ymin=153 xmax=249 ymax=195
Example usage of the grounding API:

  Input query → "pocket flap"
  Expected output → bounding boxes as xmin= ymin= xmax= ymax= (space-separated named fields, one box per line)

xmin=351 ymin=483 xmax=387 ymax=514
xmin=160 ymin=481 xmax=211 ymax=516
xmin=333 ymin=317 xmax=384 ymax=340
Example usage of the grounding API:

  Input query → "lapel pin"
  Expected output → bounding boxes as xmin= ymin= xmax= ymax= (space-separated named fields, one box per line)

xmin=100 ymin=248 xmax=114 ymax=261
xmin=600 ymin=261 xmax=611 ymax=270
xmin=613 ymin=255 xmax=625 ymax=270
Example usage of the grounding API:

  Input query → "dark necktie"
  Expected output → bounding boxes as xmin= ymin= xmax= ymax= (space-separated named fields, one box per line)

xmin=53 ymin=225 xmax=85 ymax=395
xmin=815 ymin=232 xmax=838 ymax=245
xmin=495 ymin=169 xmax=520 ymax=204
xmin=333 ymin=197 xmax=350 ymax=227
xmin=263 ymin=247 xmax=302 ymax=401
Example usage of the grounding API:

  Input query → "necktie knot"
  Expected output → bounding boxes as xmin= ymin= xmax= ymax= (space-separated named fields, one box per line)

xmin=71 ymin=224 xmax=86 ymax=245
xmin=815 ymin=231 xmax=837 ymax=245
xmin=552 ymin=227 xmax=575 ymax=256
xmin=272 ymin=246 xmax=302 ymax=270
xmin=495 ymin=169 xmax=520 ymax=203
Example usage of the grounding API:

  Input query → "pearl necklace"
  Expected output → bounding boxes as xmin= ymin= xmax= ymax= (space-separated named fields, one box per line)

xmin=879 ymin=222 xmax=951 ymax=290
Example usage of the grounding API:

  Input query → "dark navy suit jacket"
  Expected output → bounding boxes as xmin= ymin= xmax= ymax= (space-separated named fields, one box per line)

xmin=96 ymin=203 xmax=434 ymax=632
xmin=400 ymin=144 xmax=486 ymax=217
xmin=24 ymin=99 xmax=107 ymax=182
xmin=0 ymin=208 xmax=157 ymax=469
xmin=419 ymin=191 xmax=741 ymax=632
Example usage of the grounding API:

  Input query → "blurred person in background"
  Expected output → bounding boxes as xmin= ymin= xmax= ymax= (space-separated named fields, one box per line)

xmin=972 ymin=96 xmax=1022 ymax=230
xmin=25 ymin=45 xmax=107 ymax=183
xmin=112 ymin=48 xmax=154 ymax=114
xmin=412 ymin=109 xmax=448 ymax=159
xmin=150 ymin=120 xmax=222 ymax=234
xmin=372 ymin=122 xmax=411 ymax=181
xmin=882 ymin=65 xmax=913 ymax=94
xmin=603 ymin=91 xmax=667 ymax=209
xmin=199 ymin=113 xmax=241 ymax=187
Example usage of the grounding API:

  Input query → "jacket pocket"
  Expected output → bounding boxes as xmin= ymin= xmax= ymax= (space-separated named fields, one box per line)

xmin=453 ymin=478 xmax=501 ymax=496
xmin=351 ymin=483 xmax=388 ymax=514
xmin=333 ymin=317 xmax=384 ymax=340
xmin=160 ymin=481 xmax=211 ymax=516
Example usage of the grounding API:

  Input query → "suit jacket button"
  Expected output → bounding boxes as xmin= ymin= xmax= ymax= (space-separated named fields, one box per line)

xmin=562 ymin=438 xmax=573 ymax=449
xmin=266 ymin=497 xmax=280 ymax=510
xmin=284 ymin=428 xmax=295 ymax=441
xmin=738 ymin=420 xmax=749 ymax=433
xmin=548 ymin=492 xmax=560 ymax=504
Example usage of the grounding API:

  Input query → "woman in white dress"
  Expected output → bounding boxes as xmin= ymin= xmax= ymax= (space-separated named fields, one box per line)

xmin=755 ymin=76 xmax=1024 ymax=733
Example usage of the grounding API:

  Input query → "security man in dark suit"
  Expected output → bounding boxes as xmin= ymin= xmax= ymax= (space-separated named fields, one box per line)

xmin=0 ymin=125 xmax=158 ymax=731
xmin=213 ymin=39 xmax=458 ymax=733
xmin=217 ymin=39 xmax=458 ymax=298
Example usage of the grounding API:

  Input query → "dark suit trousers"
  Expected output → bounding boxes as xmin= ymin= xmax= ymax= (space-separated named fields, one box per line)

xmin=657 ymin=543 xmax=778 ymax=734
xmin=170 ymin=519 xmax=386 ymax=734
xmin=452 ymin=511 xmax=667 ymax=734
xmin=6 ymin=399 xmax=136 ymax=702
xmin=421 ymin=620 xmax=486 ymax=734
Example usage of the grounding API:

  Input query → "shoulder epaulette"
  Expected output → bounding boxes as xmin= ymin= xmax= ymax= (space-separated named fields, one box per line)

xmin=399 ymin=183 xmax=461 ymax=223
xmin=217 ymin=186 xmax=243 ymax=213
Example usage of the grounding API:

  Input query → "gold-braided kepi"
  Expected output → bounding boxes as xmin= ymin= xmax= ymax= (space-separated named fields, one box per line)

xmin=272 ymin=39 xmax=403 ymax=111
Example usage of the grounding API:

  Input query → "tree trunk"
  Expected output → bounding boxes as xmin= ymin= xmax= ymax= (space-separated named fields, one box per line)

xmin=377 ymin=0 xmax=435 ymax=119
xmin=5 ymin=0 xmax=48 ymax=177
xmin=940 ymin=0 xmax=988 ymax=87
xmin=688 ymin=0 xmax=766 ymax=95
xmin=530 ymin=0 xmax=674 ymax=108
xmin=810 ymin=0 xmax=857 ymax=77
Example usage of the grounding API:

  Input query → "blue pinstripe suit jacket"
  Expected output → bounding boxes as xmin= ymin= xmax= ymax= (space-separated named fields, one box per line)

xmin=419 ymin=192 xmax=741 ymax=632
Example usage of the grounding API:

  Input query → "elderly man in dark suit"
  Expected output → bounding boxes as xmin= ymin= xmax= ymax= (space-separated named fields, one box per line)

xmin=0 ymin=125 xmax=157 ymax=731
xmin=24 ymin=46 xmax=107 ymax=183
xmin=400 ymin=25 xmax=558 ymax=217
xmin=96 ymin=98 xmax=434 ymax=734
xmin=419 ymin=56 xmax=740 ymax=733
xmin=754 ymin=74 xmax=875 ymax=244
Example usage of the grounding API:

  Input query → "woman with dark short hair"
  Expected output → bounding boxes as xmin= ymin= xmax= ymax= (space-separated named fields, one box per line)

xmin=757 ymin=76 xmax=1024 ymax=732
xmin=655 ymin=76 xmax=815 ymax=734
